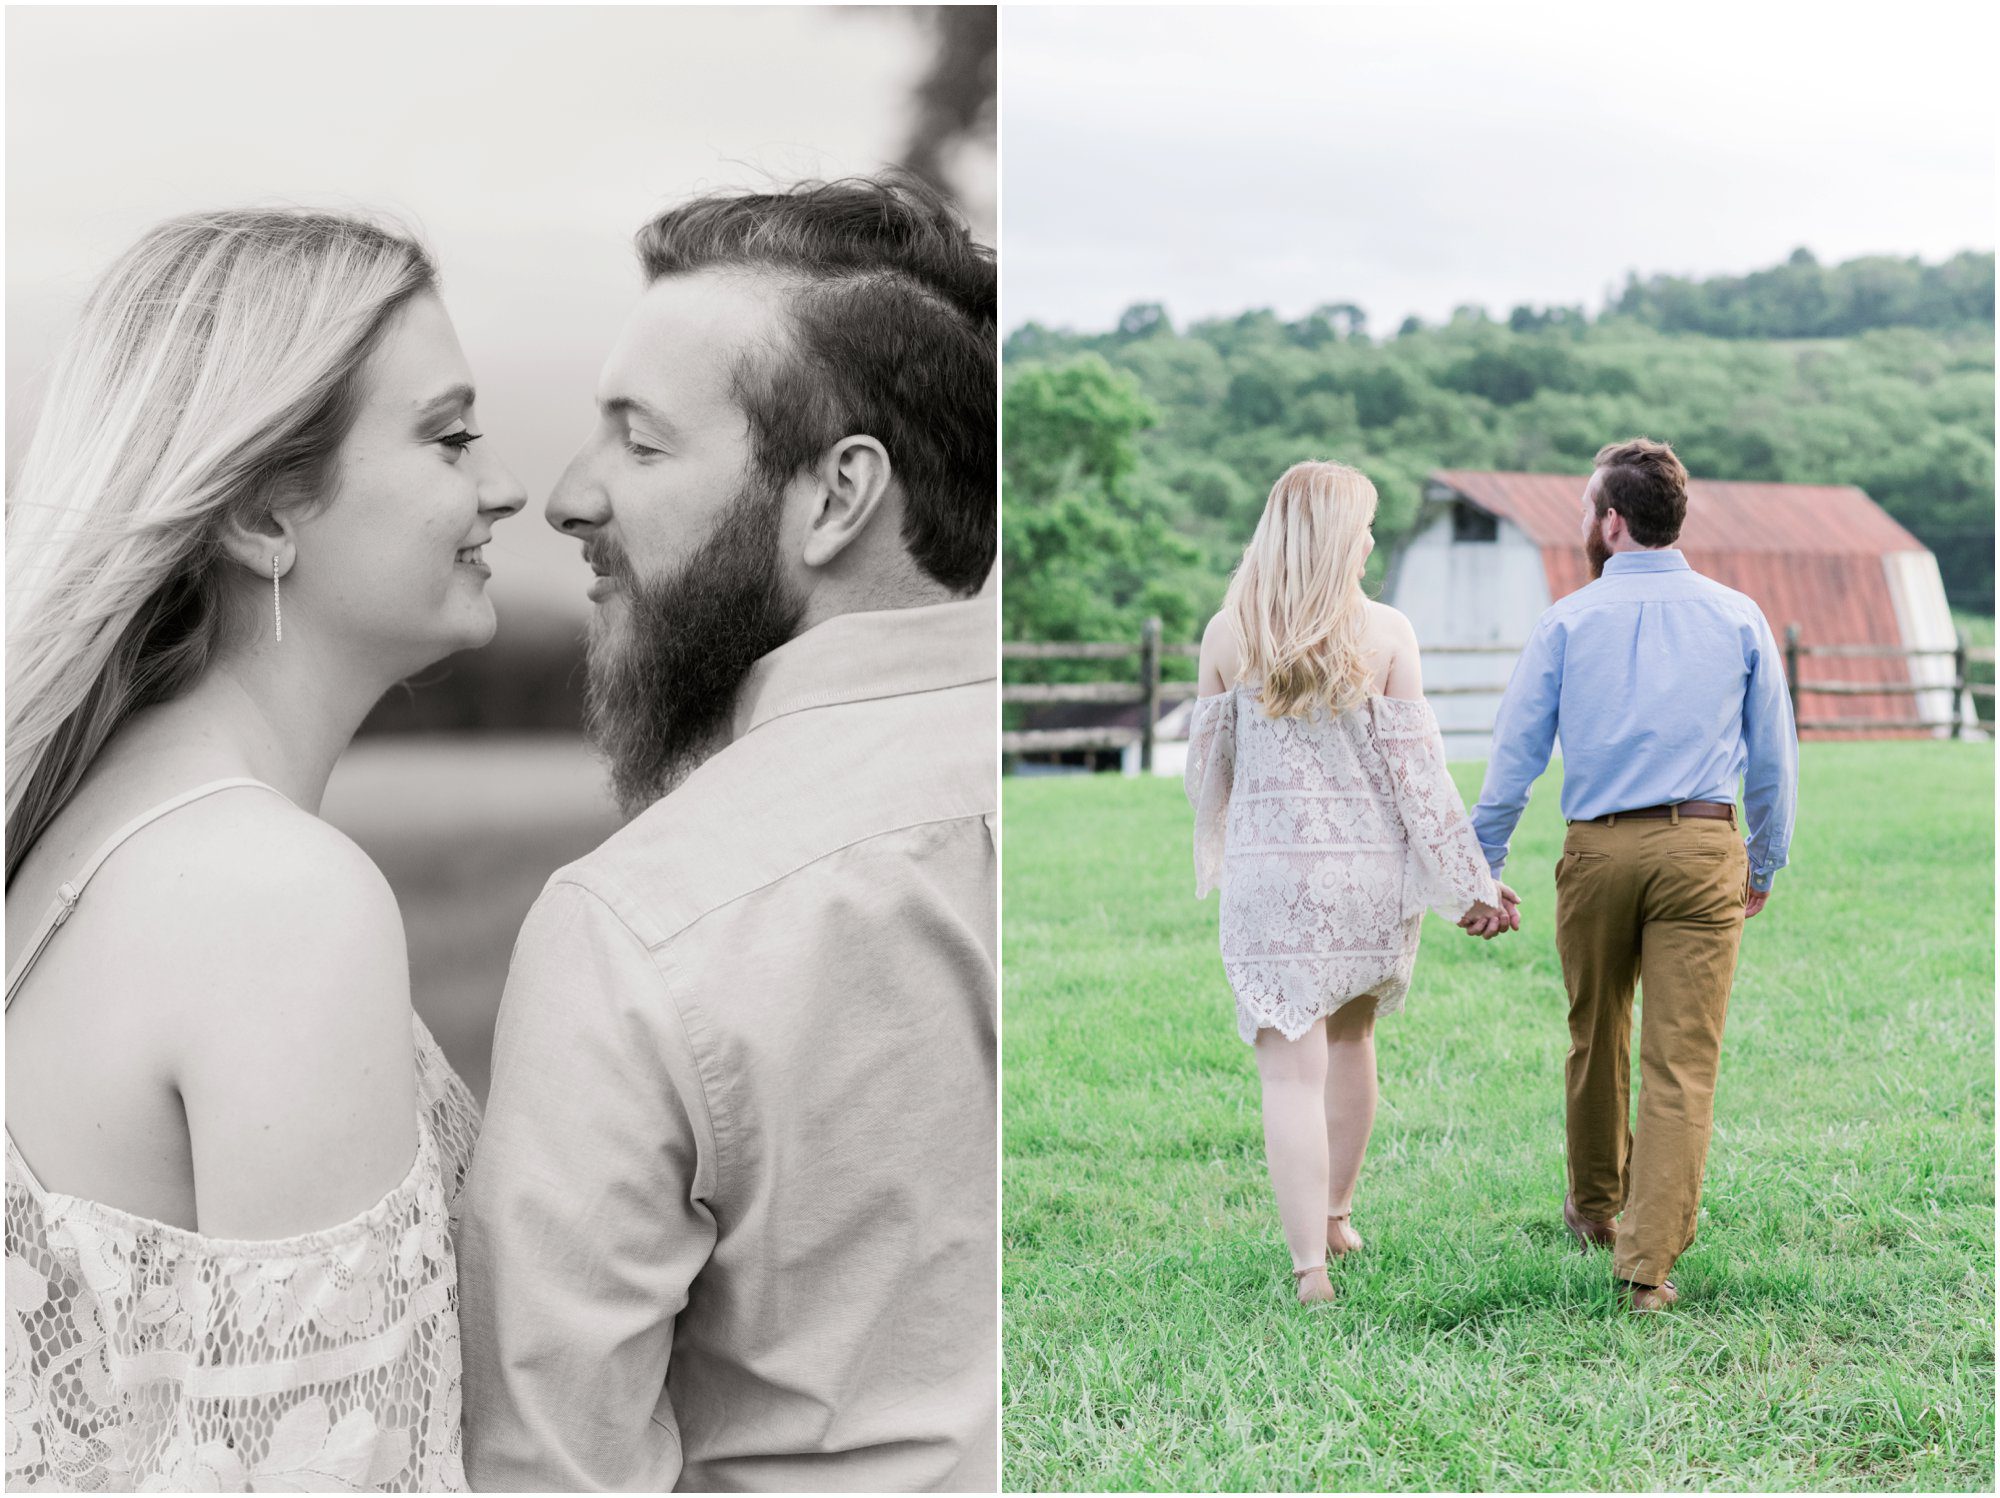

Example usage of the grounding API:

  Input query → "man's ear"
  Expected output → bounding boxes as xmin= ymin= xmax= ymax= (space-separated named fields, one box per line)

xmin=801 ymin=435 xmax=893 ymax=570
xmin=218 ymin=504 xmax=297 ymax=581
xmin=1600 ymin=506 xmax=1627 ymax=548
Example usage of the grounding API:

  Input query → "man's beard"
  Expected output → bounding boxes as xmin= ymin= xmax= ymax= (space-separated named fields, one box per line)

xmin=1584 ymin=510 xmax=1612 ymax=580
xmin=583 ymin=480 xmax=805 ymax=817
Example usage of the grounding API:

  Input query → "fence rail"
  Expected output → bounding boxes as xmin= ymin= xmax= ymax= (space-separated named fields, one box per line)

xmin=1003 ymin=618 xmax=1991 ymax=766
xmin=1782 ymin=625 xmax=1990 ymax=739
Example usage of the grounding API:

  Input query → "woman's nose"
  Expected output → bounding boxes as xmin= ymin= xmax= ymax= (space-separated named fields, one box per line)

xmin=480 ymin=452 xmax=530 ymax=520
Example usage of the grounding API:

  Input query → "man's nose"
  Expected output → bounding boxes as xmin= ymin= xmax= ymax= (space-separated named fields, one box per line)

xmin=544 ymin=445 xmax=604 ymax=536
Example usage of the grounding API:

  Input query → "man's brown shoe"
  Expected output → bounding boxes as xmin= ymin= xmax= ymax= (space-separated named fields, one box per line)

xmin=1563 ymin=1194 xmax=1617 ymax=1250
xmin=1620 ymin=1279 xmax=1679 ymax=1313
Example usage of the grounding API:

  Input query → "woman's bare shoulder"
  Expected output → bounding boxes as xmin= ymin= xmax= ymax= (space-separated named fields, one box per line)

xmin=134 ymin=794 xmax=419 ymax=1235
xmin=1200 ymin=609 xmax=1243 ymax=679
xmin=1363 ymin=597 xmax=1418 ymax=642
xmin=121 ymin=788 xmax=397 ymax=922
xmin=1197 ymin=610 xmax=1244 ymax=695
xmin=9 ymin=785 xmax=420 ymax=1237
xmin=86 ymin=788 xmax=411 ymax=1019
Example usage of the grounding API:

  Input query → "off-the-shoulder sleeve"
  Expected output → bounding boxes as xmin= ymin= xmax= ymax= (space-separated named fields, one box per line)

xmin=13 ymin=1125 xmax=465 ymax=1492
xmin=1372 ymin=695 xmax=1500 ymax=922
xmin=1183 ymin=691 xmax=1237 ymax=898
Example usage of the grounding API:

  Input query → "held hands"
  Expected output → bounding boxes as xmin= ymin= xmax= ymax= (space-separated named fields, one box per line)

xmin=1459 ymin=883 xmax=1522 ymax=940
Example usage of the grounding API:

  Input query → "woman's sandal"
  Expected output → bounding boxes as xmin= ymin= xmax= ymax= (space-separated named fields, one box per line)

xmin=1292 ymin=1263 xmax=1336 ymax=1304
xmin=1328 ymin=1212 xmax=1364 ymax=1257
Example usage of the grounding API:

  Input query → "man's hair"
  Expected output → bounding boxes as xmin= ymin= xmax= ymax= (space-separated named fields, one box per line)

xmin=1592 ymin=437 xmax=1689 ymax=547
xmin=636 ymin=174 xmax=995 ymax=595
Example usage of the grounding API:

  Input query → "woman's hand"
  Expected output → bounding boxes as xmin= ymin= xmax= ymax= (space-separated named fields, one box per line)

xmin=1459 ymin=883 xmax=1522 ymax=940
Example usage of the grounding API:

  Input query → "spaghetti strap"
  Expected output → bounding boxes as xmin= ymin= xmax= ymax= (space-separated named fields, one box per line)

xmin=4 ymin=778 xmax=289 ymax=1010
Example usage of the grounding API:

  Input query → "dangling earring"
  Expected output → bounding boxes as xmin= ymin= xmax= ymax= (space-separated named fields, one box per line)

xmin=272 ymin=555 xmax=284 ymax=643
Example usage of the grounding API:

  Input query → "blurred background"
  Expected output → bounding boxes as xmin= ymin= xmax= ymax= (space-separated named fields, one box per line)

xmin=1001 ymin=7 xmax=1994 ymax=764
xmin=6 ymin=4 xmax=995 ymax=1097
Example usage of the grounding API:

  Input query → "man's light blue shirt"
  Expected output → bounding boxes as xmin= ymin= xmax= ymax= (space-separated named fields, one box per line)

xmin=1468 ymin=549 xmax=1798 ymax=892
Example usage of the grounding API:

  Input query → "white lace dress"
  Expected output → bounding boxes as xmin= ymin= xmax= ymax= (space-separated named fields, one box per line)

xmin=4 ymin=1014 xmax=480 ymax=1493
xmin=1185 ymin=687 xmax=1499 ymax=1043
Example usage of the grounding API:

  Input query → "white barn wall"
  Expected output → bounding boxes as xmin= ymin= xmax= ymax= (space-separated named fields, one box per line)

xmin=1385 ymin=511 xmax=1553 ymax=760
xmin=1136 ymin=698 xmax=1194 ymax=776
xmin=1146 ymin=508 xmax=1560 ymax=772
xmin=1882 ymin=549 xmax=1976 ymax=734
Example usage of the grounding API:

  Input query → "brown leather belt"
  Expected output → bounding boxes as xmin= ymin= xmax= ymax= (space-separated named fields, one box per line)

xmin=1591 ymin=801 xmax=1735 ymax=824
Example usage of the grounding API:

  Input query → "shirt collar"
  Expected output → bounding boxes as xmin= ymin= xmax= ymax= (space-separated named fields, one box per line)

xmin=731 ymin=595 xmax=996 ymax=739
xmin=1600 ymin=547 xmax=1690 ymax=576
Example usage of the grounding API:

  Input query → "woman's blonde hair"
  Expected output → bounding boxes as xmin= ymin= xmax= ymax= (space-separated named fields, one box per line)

xmin=1222 ymin=459 xmax=1380 ymax=719
xmin=5 ymin=209 xmax=436 ymax=882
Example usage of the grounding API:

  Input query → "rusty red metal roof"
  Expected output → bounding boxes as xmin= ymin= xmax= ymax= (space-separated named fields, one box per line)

xmin=1432 ymin=470 xmax=1926 ymax=555
xmin=1431 ymin=470 xmax=1932 ymax=733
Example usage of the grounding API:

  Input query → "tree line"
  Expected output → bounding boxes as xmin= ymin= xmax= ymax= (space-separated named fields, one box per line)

xmin=1003 ymin=249 xmax=1995 ymax=670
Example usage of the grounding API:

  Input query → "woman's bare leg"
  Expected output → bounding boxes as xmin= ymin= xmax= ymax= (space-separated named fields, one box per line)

xmin=1324 ymin=996 xmax=1380 ymax=1251
xmin=1254 ymin=1019 xmax=1334 ymax=1299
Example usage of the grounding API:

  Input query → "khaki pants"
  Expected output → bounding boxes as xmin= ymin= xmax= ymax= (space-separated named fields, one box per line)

xmin=1553 ymin=812 xmax=1748 ymax=1286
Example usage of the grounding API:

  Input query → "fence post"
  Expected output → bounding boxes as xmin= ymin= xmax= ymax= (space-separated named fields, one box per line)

xmin=1784 ymin=624 xmax=1801 ymax=726
xmin=1139 ymin=616 xmax=1161 ymax=774
xmin=1952 ymin=628 xmax=1968 ymax=740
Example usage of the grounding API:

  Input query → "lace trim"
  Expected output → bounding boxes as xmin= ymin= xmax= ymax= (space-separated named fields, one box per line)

xmin=8 ymin=1125 xmax=439 ymax=1260
xmin=1184 ymin=693 xmax=1237 ymax=899
xmin=1228 ymin=955 xmax=1412 ymax=1044
xmin=5 ymin=1014 xmax=477 ymax=1492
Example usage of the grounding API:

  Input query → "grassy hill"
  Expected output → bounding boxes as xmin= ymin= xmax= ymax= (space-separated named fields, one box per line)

xmin=1003 ymin=252 xmax=1996 ymax=662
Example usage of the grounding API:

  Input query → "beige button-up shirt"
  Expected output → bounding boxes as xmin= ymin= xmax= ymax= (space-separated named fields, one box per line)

xmin=458 ymin=597 xmax=997 ymax=1492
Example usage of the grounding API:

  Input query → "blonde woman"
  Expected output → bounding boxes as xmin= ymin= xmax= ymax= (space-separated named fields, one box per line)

xmin=1186 ymin=460 xmax=1519 ymax=1304
xmin=4 ymin=210 xmax=525 ymax=1488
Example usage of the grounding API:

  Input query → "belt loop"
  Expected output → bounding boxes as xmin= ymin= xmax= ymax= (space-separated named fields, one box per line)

xmin=1670 ymin=803 xmax=1681 ymax=826
xmin=1606 ymin=813 xmax=1617 ymax=827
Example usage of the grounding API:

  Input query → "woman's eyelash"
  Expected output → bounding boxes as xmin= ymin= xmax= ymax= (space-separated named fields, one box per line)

xmin=624 ymin=441 xmax=661 ymax=458
xmin=439 ymin=431 xmax=483 ymax=450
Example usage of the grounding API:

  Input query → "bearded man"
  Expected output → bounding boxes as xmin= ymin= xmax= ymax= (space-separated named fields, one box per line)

xmin=1466 ymin=437 xmax=1797 ymax=1313
xmin=457 ymin=175 xmax=996 ymax=1491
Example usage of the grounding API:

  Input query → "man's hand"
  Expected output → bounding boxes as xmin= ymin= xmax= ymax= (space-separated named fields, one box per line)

xmin=1459 ymin=883 xmax=1522 ymax=940
xmin=1745 ymin=884 xmax=1770 ymax=919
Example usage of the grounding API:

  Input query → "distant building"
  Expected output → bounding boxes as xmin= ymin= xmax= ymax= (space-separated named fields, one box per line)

xmin=1015 ymin=468 xmax=1969 ymax=777
xmin=1386 ymin=469 xmax=1971 ymax=757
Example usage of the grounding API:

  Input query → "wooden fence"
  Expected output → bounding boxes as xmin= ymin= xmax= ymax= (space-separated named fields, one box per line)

xmin=1002 ymin=618 xmax=1995 ymax=768
xmin=1782 ymin=625 xmax=1995 ymax=735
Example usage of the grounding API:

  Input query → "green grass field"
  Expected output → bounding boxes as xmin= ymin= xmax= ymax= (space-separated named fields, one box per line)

xmin=1003 ymin=742 xmax=1994 ymax=1492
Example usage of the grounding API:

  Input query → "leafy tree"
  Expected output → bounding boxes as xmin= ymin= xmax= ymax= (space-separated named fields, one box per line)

xmin=1614 ymin=250 xmax=1994 ymax=338
xmin=1116 ymin=302 xmax=1171 ymax=340
xmin=1003 ymin=354 xmax=1154 ymax=498
xmin=1005 ymin=249 xmax=1996 ymax=630
xmin=1001 ymin=356 xmax=1202 ymax=652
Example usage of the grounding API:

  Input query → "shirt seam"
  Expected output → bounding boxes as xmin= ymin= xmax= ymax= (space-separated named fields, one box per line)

xmin=1551 ymin=590 xmax=1760 ymax=624
xmin=537 ymin=880 xmax=729 ymax=1204
xmin=740 ymin=672 xmax=996 ymax=738
xmin=553 ymin=807 xmax=993 ymax=955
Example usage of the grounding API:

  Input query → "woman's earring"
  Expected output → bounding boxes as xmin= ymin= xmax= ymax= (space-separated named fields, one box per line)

xmin=272 ymin=555 xmax=283 ymax=643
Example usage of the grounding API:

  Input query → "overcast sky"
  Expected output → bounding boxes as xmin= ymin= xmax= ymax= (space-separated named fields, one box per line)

xmin=7 ymin=5 xmax=991 ymax=623
xmin=1003 ymin=6 xmax=1996 ymax=335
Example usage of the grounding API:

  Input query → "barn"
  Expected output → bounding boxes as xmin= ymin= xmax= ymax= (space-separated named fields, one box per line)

xmin=1384 ymin=469 xmax=1971 ymax=758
